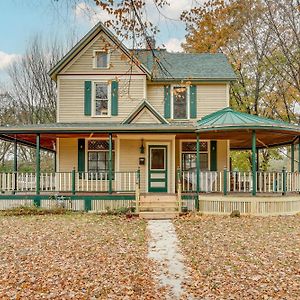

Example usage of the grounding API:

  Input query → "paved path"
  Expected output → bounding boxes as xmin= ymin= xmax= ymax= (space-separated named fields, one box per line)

xmin=147 ymin=220 xmax=190 ymax=299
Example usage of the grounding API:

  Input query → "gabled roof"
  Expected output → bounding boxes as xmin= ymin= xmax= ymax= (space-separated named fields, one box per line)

xmin=135 ymin=50 xmax=236 ymax=81
xmin=49 ymin=22 xmax=151 ymax=80
xmin=123 ymin=100 xmax=169 ymax=124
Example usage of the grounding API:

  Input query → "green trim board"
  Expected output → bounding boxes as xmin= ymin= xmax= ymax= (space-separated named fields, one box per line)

xmin=84 ymin=81 xmax=92 ymax=116
xmin=0 ymin=195 xmax=135 ymax=200
xmin=78 ymin=139 xmax=85 ymax=173
xmin=164 ymin=85 xmax=171 ymax=118
xmin=111 ymin=81 xmax=118 ymax=116
xmin=210 ymin=141 xmax=217 ymax=171
xmin=189 ymin=85 xmax=197 ymax=118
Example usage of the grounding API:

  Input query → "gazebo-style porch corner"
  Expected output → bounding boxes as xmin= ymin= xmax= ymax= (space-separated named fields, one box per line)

xmin=0 ymin=107 xmax=299 ymax=216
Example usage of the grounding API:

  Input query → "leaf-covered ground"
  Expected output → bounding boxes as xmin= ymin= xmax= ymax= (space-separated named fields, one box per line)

xmin=0 ymin=214 xmax=164 ymax=299
xmin=174 ymin=214 xmax=300 ymax=300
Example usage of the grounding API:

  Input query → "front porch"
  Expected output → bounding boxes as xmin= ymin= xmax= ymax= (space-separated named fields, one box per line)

xmin=0 ymin=107 xmax=299 ymax=217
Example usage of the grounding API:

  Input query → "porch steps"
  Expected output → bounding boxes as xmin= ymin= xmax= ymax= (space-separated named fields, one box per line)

xmin=139 ymin=194 xmax=179 ymax=219
xmin=139 ymin=211 xmax=179 ymax=220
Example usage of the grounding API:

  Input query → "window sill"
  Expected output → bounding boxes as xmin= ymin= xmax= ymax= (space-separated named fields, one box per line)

xmin=91 ymin=115 xmax=111 ymax=118
xmin=92 ymin=66 xmax=110 ymax=70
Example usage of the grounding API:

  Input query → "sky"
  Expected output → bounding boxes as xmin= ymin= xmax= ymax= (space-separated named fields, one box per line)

xmin=0 ymin=0 xmax=197 ymax=81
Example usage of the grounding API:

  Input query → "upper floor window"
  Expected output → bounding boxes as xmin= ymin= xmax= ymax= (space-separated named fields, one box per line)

xmin=94 ymin=50 xmax=109 ymax=68
xmin=172 ymin=86 xmax=188 ymax=119
xmin=94 ymin=82 xmax=110 ymax=116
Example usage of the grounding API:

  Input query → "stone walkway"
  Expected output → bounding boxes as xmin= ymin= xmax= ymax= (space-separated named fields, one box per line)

xmin=147 ymin=220 xmax=190 ymax=299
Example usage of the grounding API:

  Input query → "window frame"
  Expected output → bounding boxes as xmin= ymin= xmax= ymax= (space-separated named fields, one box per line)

xmin=85 ymin=138 xmax=116 ymax=174
xmin=171 ymin=85 xmax=190 ymax=120
xmin=93 ymin=50 xmax=110 ymax=69
xmin=180 ymin=140 xmax=210 ymax=171
xmin=92 ymin=81 xmax=111 ymax=117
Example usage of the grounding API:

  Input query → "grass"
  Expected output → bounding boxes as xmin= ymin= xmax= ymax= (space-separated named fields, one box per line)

xmin=174 ymin=214 xmax=300 ymax=299
xmin=0 ymin=214 xmax=164 ymax=299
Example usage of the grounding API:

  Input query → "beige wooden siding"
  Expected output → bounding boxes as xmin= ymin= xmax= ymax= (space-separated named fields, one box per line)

xmin=146 ymin=84 xmax=164 ymax=115
xmin=58 ymin=138 xmax=77 ymax=172
xmin=58 ymin=77 xmax=145 ymax=122
xmin=62 ymin=32 xmax=144 ymax=75
xmin=197 ymin=84 xmax=227 ymax=118
xmin=132 ymin=108 xmax=160 ymax=124
xmin=119 ymin=139 xmax=145 ymax=192
xmin=217 ymin=140 xmax=229 ymax=171
xmin=147 ymin=83 xmax=228 ymax=120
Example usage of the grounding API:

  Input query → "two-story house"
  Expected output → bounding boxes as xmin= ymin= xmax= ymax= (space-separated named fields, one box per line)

xmin=48 ymin=22 xmax=235 ymax=195
xmin=0 ymin=22 xmax=298 ymax=217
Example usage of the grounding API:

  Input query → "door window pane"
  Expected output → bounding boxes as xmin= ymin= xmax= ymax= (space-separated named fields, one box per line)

xmin=151 ymin=148 xmax=165 ymax=170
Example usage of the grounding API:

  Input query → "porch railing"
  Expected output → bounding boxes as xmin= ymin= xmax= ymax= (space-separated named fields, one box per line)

xmin=181 ymin=170 xmax=300 ymax=194
xmin=0 ymin=171 xmax=138 ymax=194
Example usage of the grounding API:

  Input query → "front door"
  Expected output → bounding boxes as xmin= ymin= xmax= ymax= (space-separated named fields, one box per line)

xmin=148 ymin=146 xmax=168 ymax=192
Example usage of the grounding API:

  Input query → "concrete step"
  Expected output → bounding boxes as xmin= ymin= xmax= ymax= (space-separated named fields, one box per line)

xmin=140 ymin=206 xmax=178 ymax=212
xmin=140 ymin=211 xmax=179 ymax=219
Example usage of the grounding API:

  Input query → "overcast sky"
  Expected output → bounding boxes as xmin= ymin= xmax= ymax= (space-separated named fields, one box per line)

xmin=0 ymin=0 xmax=197 ymax=81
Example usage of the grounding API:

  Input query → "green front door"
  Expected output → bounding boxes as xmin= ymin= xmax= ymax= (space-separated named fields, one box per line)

xmin=148 ymin=146 xmax=168 ymax=192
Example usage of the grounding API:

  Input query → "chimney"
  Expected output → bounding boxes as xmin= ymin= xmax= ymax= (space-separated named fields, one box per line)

xmin=146 ymin=36 xmax=156 ymax=50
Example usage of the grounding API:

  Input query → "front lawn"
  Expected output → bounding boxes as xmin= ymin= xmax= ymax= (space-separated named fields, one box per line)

xmin=174 ymin=215 xmax=300 ymax=299
xmin=0 ymin=214 xmax=163 ymax=299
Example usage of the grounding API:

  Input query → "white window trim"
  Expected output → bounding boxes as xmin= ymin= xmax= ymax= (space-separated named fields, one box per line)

xmin=92 ymin=81 xmax=111 ymax=118
xmin=93 ymin=50 xmax=111 ymax=69
xmin=171 ymin=85 xmax=190 ymax=120
xmin=180 ymin=139 xmax=210 ymax=171
xmin=85 ymin=137 xmax=116 ymax=173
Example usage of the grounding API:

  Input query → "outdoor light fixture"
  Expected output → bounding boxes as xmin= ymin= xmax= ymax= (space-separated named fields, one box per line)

xmin=140 ymin=139 xmax=145 ymax=154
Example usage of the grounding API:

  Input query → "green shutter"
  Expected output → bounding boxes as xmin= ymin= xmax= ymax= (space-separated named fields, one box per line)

xmin=190 ymin=85 xmax=197 ymax=118
xmin=78 ymin=139 xmax=85 ymax=173
xmin=111 ymin=81 xmax=118 ymax=116
xmin=164 ymin=85 xmax=171 ymax=118
xmin=84 ymin=81 xmax=92 ymax=116
xmin=210 ymin=141 xmax=217 ymax=171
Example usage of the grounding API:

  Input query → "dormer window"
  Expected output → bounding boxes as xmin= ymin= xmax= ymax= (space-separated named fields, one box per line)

xmin=94 ymin=50 xmax=109 ymax=68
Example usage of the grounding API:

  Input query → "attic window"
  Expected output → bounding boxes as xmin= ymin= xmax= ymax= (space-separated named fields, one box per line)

xmin=94 ymin=50 xmax=109 ymax=68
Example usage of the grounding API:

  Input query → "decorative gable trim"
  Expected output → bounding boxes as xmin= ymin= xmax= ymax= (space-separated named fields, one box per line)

xmin=49 ymin=22 xmax=151 ymax=80
xmin=123 ymin=100 xmax=169 ymax=124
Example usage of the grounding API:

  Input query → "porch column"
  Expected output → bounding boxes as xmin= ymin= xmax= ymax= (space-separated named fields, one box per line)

xmin=108 ymin=133 xmax=113 ymax=194
xmin=291 ymin=143 xmax=295 ymax=173
xmin=36 ymin=134 xmax=41 ymax=195
xmin=252 ymin=130 xmax=256 ymax=196
xmin=196 ymin=133 xmax=200 ymax=210
xmin=13 ymin=136 xmax=18 ymax=192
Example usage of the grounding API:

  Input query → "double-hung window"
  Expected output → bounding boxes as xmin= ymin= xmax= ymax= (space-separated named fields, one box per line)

xmin=94 ymin=82 xmax=109 ymax=116
xmin=173 ymin=86 xmax=188 ymax=119
xmin=181 ymin=141 xmax=209 ymax=171
xmin=87 ymin=140 xmax=115 ymax=175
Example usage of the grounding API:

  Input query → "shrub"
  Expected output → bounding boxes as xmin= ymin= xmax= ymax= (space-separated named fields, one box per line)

xmin=0 ymin=205 xmax=68 ymax=216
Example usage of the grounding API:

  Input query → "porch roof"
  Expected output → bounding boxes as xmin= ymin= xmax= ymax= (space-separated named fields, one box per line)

xmin=196 ymin=107 xmax=300 ymax=149
xmin=0 ymin=122 xmax=196 ymax=151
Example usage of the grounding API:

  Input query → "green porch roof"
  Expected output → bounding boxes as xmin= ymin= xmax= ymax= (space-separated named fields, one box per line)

xmin=197 ymin=107 xmax=299 ymax=131
xmin=135 ymin=50 xmax=236 ymax=81
xmin=196 ymin=107 xmax=299 ymax=149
